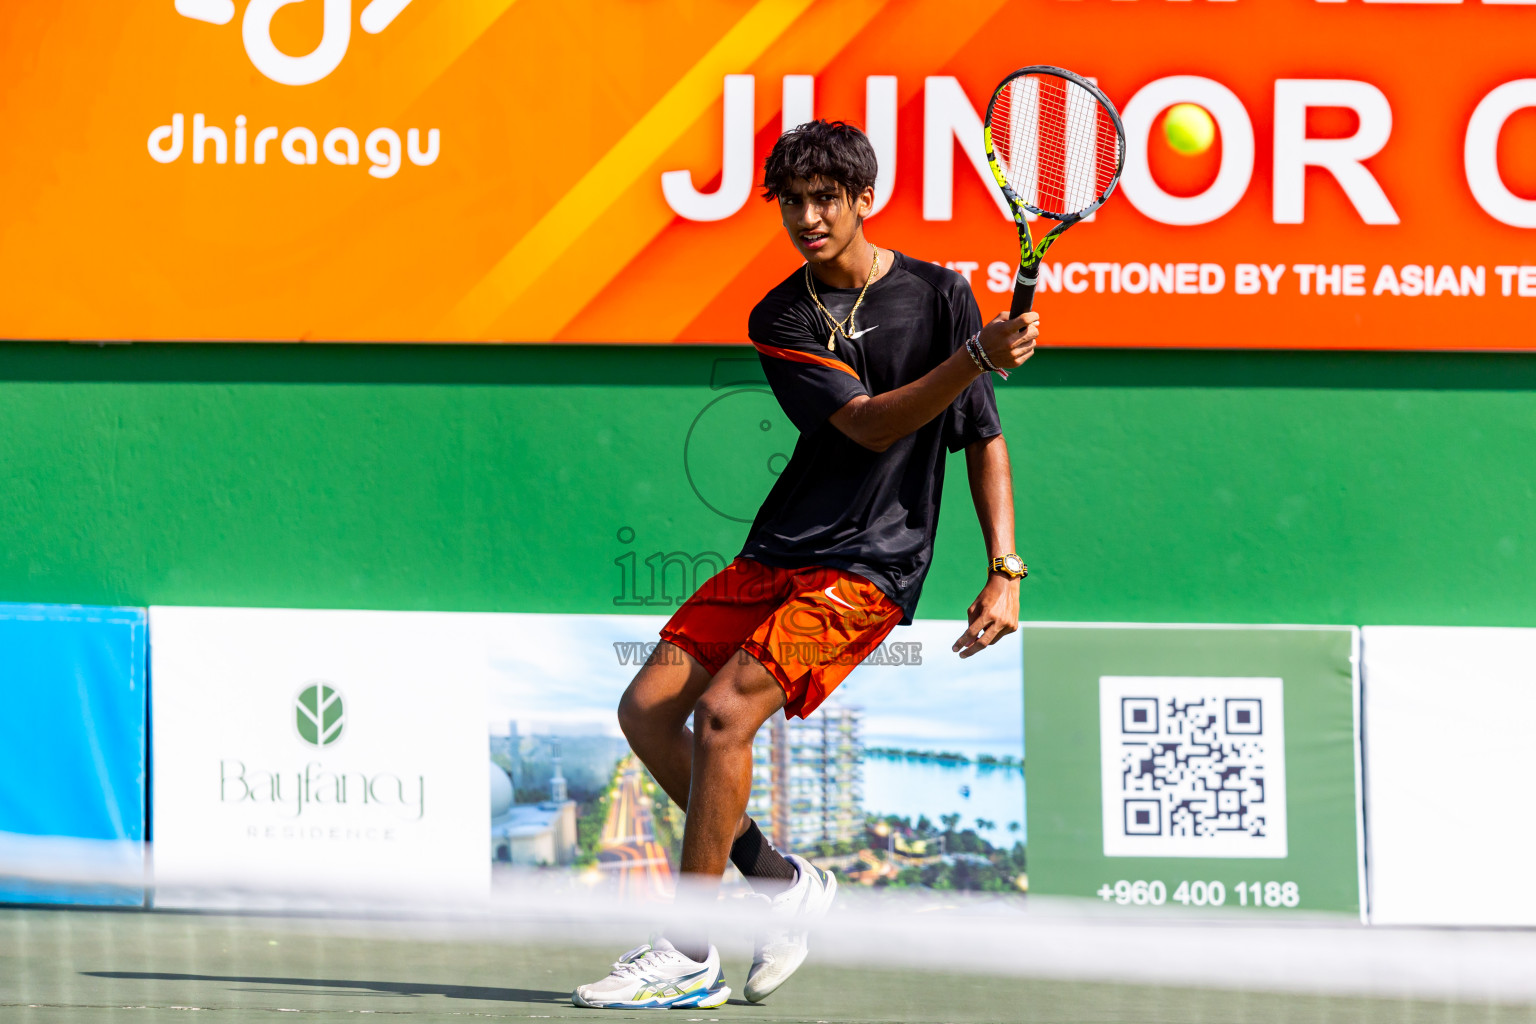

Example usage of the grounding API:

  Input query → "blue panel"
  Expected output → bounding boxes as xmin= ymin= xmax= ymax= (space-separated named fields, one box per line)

xmin=0 ymin=603 xmax=146 ymax=906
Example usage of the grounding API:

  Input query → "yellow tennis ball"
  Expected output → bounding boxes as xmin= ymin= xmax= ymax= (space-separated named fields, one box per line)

xmin=1163 ymin=103 xmax=1216 ymax=155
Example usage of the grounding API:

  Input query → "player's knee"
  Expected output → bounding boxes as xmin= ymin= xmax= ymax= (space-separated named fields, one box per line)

xmin=616 ymin=683 xmax=664 ymax=744
xmin=691 ymin=686 xmax=753 ymax=748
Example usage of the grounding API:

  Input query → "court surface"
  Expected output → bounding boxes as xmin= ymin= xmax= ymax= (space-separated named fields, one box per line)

xmin=6 ymin=904 xmax=1536 ymax=1024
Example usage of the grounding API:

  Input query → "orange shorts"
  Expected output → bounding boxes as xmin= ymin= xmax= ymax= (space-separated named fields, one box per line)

xmin=659 ymin=556 xmax=903 ymax=719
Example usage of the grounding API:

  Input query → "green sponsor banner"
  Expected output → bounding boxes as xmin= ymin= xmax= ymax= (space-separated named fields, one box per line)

xmin=1023 ymin=625 xmax=1362 ymax=916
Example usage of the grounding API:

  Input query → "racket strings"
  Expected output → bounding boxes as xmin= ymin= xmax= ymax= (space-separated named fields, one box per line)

xmin=991 ymin=74 xmax=1122 ymax=219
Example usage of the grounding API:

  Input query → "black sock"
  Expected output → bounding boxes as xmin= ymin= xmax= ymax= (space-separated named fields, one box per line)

xmin=729 ymin=819 xmax=797 ymax=895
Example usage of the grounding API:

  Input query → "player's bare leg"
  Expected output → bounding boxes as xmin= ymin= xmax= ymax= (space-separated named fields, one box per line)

xmin=618 ymin=640 xmax=799 ymax=895
xmin=661 ymin=649 xmax=835 ymax=1002
xmin=654 ymin=651 xmax=785 ymax=960
xmin=680 ymin=650 xmax=786 ymax=880
xmin=575 ymin=646 xmax=777 ymax=1010
xmin=616 ymin=642 xmax=753 ymax=841
xmin=576 ymin=648 xmax=795 ymax=1010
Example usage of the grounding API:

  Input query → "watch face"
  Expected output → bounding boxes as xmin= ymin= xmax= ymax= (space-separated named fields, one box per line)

xmin=1004 ymin=554 xmax=1025 ymax=574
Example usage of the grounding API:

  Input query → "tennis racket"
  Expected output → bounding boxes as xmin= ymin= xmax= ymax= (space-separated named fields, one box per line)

xmin=984 ymin=66 xmax=1126 ymax=318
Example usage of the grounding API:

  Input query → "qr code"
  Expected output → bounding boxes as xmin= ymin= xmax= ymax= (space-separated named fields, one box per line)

xmin=1099 ymin=676 xmax=1287 ymax=858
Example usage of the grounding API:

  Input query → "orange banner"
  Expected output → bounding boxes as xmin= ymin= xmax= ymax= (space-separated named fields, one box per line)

xmin=1 ymin=0 xmax=1534 ymax=347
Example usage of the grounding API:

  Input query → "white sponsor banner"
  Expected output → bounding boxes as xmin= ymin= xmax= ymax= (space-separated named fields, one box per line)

xmin=1362 ymin=626 xmax=1536 ymax=926
xmin=150 ymin=606 xmax=490 ymax=906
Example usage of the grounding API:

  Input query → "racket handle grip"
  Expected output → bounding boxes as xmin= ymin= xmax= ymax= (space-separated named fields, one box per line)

xmin=1009 ymin=266 xmax=1037 ymax=319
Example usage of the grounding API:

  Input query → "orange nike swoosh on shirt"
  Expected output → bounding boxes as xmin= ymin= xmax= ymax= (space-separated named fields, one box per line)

xmin=752 ymin=341 xmax=861 ymax=381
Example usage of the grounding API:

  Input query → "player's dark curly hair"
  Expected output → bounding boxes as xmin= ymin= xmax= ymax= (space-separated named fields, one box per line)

xmin=760 ymin=119 xmax=878 ymax=204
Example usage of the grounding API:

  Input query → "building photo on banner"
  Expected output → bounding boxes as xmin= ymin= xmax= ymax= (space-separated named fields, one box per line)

xmin=1 ymin=1 xmax=1534 ymax=346
xmin=488 ymin=615 xmax=1025 ymax=896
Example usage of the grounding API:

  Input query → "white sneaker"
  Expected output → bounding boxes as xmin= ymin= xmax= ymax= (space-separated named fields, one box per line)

xmin=744 ymin=853 xmax=837 ymax=1003
xmin=571 ymin=937 xmax=731 ymax=1010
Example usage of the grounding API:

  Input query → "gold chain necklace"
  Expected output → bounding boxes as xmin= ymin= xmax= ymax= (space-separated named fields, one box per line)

xmin=805 ymin=246 xmax=880 ymax=351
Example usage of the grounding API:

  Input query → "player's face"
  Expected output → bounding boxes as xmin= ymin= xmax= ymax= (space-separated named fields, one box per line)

xmin=777 ymin=177 xmax=875 ymax=265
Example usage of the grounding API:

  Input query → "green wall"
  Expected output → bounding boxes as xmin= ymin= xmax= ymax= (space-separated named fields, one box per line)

xmin=2 ymin=341 xmax=1534 ymax=625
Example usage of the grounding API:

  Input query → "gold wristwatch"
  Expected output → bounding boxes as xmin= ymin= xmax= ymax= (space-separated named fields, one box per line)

xmin=990 ymin=554 xmax=1027 ymax=580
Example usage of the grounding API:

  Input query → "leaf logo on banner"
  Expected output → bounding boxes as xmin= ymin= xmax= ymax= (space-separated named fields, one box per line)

xmin=295 ymin=683 xmax=345 ymax=746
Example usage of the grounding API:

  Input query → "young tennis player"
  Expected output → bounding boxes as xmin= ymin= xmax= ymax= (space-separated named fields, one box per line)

xmin=573 ymin=120 xmax=1038 ymax=1010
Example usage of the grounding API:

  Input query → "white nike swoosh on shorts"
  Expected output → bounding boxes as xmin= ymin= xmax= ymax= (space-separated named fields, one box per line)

xmin=847 ymin=326 xmax=879 ymax=339
xmin=823 ymin=585 xmax=855 ymax=610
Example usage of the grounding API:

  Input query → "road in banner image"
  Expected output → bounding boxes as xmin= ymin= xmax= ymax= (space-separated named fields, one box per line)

xmin=597 ymin=756 xmax=673 ymax=900
xmin=490 ymin=614 xmax=1027 ymax=895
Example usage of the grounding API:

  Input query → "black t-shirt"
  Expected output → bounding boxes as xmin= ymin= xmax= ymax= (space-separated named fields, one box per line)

xmin=739 ymin=251 xmax=1002 ymax=624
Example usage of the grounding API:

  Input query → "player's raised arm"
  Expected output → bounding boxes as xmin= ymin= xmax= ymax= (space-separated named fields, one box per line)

xmin=830 ymin=311 xmax=1037 ymax=452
